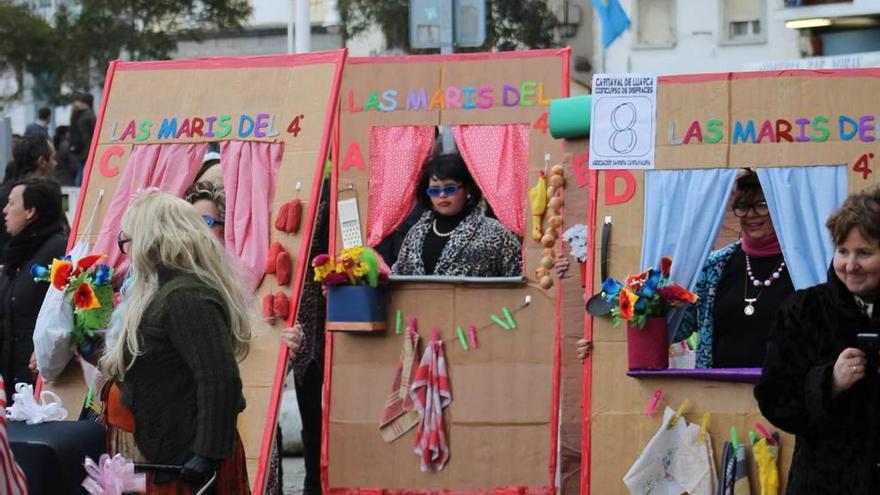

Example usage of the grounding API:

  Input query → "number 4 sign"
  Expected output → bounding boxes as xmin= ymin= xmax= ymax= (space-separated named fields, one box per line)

xmin=589 ymin=74 xmax=658 ymax=170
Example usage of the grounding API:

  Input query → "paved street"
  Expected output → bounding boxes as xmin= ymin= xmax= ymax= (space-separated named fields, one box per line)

xmin=281 ymin=455 xmax=306 ymax=494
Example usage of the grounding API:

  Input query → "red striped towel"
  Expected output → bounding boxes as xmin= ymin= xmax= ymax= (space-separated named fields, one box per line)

xmin=0 ymin=376 xmax=29 ymax=494
xmin=378 ymin=321 xmax=421 ymax=443
xmin=410 ymin=332 xmax=452 ymax=472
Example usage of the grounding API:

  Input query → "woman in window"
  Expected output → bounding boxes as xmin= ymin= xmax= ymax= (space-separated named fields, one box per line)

xmin=755 ymin=188 xmax=880 ymax=494
xmin=101 ymin=190 xmax=250 ymax=494
xmin=391 ymin=154 xmax=521 ymax=278
xmin=673 ymin=170 xmax=794 ymax=368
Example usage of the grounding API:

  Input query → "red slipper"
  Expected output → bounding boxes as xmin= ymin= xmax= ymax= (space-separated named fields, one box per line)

xmin=274 ymin=202 xmax=290 ymax=232
xmin=285 ymin=199 xmax=302 ymax=234
xmin=273 ymin=293 xmax=290 ymax=320
xmin=276 ymin=251 xmax=292 ymax=286
xmin=266 ymin=241 xmax=283 ymax=274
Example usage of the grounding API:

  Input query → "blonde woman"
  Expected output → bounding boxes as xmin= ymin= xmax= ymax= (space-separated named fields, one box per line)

xmin=101 ymin=190 xmax=251 ymax=494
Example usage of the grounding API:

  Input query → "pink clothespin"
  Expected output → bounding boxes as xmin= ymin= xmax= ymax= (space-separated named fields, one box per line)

xmin=755 ymin=421 xmax=778 ymax=446
xmin=646 ymin=388 xmax=662 ymax=417
xmin=467 ymin=325 xmax=479 ymax=349
xmin=408 ymin=317 xmax=418 ymax=338
xmin=432 ymin=327 xmax=440 ymax=343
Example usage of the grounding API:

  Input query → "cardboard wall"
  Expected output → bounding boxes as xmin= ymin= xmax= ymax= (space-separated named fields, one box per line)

xmin=327 ymin=49 xmax=574 ymax=492
xmin=586 ymin=69 xmax=880 ymax=494
xmin=41 ymin=52 xmax=345 ymax=494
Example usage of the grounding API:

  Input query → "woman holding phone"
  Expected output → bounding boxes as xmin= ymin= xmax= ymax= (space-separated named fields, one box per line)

xmin=755 ymin=187 xmax=880 ymax=494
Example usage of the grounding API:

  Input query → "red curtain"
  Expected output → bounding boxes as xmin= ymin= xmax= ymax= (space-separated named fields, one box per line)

xmin=451 ymin=124 xmax=530 ymax=236
xmin=366 ymin=126 xmax=435 ymax=247
xmin=93 ymin=143 xmax=206 ymax=272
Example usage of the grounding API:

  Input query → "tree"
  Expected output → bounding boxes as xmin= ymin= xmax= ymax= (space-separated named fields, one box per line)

xmin=0 ymin=0 xmax=253 ymax=105
xmin=339 ymin=0 xmax=559 ymax=52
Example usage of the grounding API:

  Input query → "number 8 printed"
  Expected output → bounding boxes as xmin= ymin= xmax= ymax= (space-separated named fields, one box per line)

xmin=609 ymin=102 xmax=638 ymax=154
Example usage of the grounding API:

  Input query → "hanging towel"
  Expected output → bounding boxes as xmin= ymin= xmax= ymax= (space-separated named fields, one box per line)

xmin=753 ymin=437 xmax=779 ymax=495
xmin=410 ymin=334 xmax=452 ymax=472
xmin=379 ymin=323 xmax=421 ymax=443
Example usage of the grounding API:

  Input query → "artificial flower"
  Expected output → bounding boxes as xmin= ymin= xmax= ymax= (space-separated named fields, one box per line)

xmin=30 ymin=264 xmax=49 ymax=280
xmin=658 ymin=284 xmax=699 ymax=305
xmin=93 ymin=264 xmax=112 ymax=286
xmin=602 ymin=277 xmax=622 ymax=297
xmin=641 ymin=269 xmax=661 ymax=298
xmin=312 ymin=254 xmax=330 ymax=267
xmin=72 ymin=283 xmax=101 ymax=310
xmin=77 ymin=253 xmax=107 ymax=271
xmin=618 ymin=288 xmax=638 ymax=320
xmin=323 ymin=271 xmax=348 ymax=286
xmin=50 ymin=258 xmax=73 ymax=290
xmin=660 ymin=256 xmax=672 ymax=277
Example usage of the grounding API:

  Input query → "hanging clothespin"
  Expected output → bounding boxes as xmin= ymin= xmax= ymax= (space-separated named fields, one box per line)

xmin=408 ymin=317 xmax=418 ymax=338
xmin=730 ymin=426 xmax=740 ymax=451
xmin=502 ymin=306 xmax=517 ymax=329
xmin=467 ymin=325 xmax=479 ymax=349
xmin=755 ymin=421 xmax=778 ymax=446
xmin=490 ymin=313 xmax=511 ymax=330
xmin=666 ymin=398 xmax=689 ymax=429
xmin=395 ymin=309 xmax=403 ymax=335
xmin=687 ymin=333 xmax=698 ymax=351
xmin=700 ymin=412 xmax=710 ymax=443
xmin=645 ymin=389 xmax=662 ymax=417
xmin=748 ymin=431 xmax=758 ymax=447
xmin=455 ymin=326 xmax=469 ymax=351
xmin=431 ymin=327 xmax=440 ymax=343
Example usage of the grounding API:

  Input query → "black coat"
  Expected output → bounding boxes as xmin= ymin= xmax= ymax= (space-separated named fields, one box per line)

xmin=755 ymin=266 xmax=880 ymax=495
xmin=0 ymin=229 xmax=67 ymax=397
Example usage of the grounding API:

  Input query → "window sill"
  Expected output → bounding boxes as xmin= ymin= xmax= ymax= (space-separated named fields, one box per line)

xmin=631 ymin=42 xmax=678 ymax=50
xmin=627 ymin=367 xmax=762 ymax=384
xmin=718 ymin=37 xmax=768 ymax=47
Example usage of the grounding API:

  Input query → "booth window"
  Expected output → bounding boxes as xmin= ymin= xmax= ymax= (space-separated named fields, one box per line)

xmin=719 ymin=0 xmax=766 ymax=45
xmin=631 ymin=165 xmax=847 ymax=382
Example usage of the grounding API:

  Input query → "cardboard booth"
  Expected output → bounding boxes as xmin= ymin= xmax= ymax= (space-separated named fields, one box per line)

xmin=323 ymin=48 xmax=584 ymax=493
xmin=40 ymin=51 xmax=346 ymax=493
xmin=582 ymin=68 xmax=880 ymax=494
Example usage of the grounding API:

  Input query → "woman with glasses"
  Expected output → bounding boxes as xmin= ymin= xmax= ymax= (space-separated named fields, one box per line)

xmin=673 ymin=170 xmax=795 ymax=368
xmin=391 ymin=153 xmax=521 ymax=277
xmin=183 ymin=181 xmax=225 ymax=238
xmin=102 ymin=190 xmax=251 ymax=494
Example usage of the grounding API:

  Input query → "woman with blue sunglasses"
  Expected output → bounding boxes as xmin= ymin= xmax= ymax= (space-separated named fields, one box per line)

xmin=391 ymin=153 xmax=521 ymax=277
xmin=184 ymin=181 xmax=225 ymax=239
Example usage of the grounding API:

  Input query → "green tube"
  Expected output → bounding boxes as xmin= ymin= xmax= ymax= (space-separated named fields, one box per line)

xmin=456 ymin=326 xmax=470 ymax=350
xmin=502 ymin=307 xmax=516 ymax=329
xmin=549 ymin=95 xmax=591 ymax=139
xmin=490 ymin=314 xmax=511 ymax=330
xmin=395 ymin=309 xmax=403 ymax=335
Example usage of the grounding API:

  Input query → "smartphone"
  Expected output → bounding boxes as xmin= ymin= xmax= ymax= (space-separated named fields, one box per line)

xmin=856 ymin=333 xmax=880 ymax=364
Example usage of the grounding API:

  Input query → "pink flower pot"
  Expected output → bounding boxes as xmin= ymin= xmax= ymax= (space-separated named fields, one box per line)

xmin=627 ymin=317 xmax=669 ymax=371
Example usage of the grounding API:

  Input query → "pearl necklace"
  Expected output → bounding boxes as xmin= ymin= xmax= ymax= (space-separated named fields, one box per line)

xmin=432 ymin=219 xmax=455 ymax=238
xmin=744 ymin=254 xmax=786 ymax=287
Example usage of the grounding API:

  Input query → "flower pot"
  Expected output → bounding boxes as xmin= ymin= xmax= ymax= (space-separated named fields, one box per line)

xmin=326 ymin=285 xmax=386 ymax=333
xmin=626 ymin=317 xmax=669 ymax=371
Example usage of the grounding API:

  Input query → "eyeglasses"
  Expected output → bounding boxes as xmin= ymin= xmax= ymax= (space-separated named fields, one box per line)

xmin=116 ymin=231 xmax=131 ymax=255
xmin=201 ymin=215 xmax=223 ymax=228
xmin=732 ymin=201 xmax=770 ymax=218
xmin=426 ymin=184 xmax=462 ymax=198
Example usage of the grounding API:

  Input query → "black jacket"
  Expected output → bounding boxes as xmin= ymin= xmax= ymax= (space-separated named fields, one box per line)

xmin=755 ymin=266 xmax=880 ymax=495
xmin=0 ymin=228 xmax=67 ymax=397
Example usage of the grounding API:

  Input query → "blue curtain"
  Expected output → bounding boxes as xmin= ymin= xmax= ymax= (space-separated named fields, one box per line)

xmin=641 ymin=169 xmax=738 ymax=289
xmin=756 ymin=166 xmax=847 ymax=289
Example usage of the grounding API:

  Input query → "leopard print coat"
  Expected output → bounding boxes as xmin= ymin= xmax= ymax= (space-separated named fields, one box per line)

xmin=755 ymin=266 xmax=880 ymax=494
xmin=391 ymin=208 xmax=521 ymax=277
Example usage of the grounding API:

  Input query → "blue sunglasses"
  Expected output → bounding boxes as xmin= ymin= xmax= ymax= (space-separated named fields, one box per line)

xmin=426 ymin=184 xmax=463 ymax=198
xmin=202 ymin=215 xmax=223 ymax=228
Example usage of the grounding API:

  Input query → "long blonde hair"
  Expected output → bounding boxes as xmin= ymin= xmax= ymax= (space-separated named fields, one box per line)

xmin=100 ymin=189 xmax=251 ymax=379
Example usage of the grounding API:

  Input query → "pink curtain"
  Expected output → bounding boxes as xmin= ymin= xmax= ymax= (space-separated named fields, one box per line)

xmin=220 ymin=141 xmax=285 ymax=293
xmin=451 ymin=125 xmax=530 ymax=236
xmin=94 ymin=143 xmax=207 ymax=272
xmin=367 ymin=126 xmax=435 ymax=247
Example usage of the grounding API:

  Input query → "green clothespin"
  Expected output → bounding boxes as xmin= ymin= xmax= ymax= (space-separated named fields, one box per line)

xmin=688 ymin=332 xmax=698 ymax=350
xmin=748 ymin=430 xmax=758 ymax=447
xmin=490 ymin=314 xmax=511 ymax=330
xmin=456 ymin=326 xmax=470 ymax=350
xmin=502 ymin=306 xmax=517 ymax=329
xmin=730 ymin=426 xmax=740 ymax=451
xmin=395 ymin=309 xmax=403 ymax=335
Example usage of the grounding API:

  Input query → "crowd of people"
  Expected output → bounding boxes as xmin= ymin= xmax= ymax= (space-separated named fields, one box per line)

xmin=1 ymin=97 xmax=880 ymax=494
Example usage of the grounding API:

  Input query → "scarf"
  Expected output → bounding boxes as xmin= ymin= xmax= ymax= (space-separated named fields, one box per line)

xmin=740 ymin=232 xmax=782 ymax=257
xmin=4 ymin=220 xmax=63 ymax=273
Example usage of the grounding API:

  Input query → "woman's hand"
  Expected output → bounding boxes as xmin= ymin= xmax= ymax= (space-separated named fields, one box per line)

xmin=832 ymin=347 xmax=868 ymax=398
xmin=555 ymin=256 xmax=571 ymax=279
xmin=281 ymin=323 xmax=304 ymax=355
xmin=576 ymin=339 xmax=593 ymax=361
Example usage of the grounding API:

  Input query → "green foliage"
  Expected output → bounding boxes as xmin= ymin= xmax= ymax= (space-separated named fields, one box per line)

xmin=339 ymin=0 xmax=559 ymax=52
xmin=0 ymin=0 xmax=252 ymax=104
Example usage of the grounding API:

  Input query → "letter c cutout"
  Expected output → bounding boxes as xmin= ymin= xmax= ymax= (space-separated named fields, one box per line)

xmin=99 ymin=146 xmax=125 ymax=178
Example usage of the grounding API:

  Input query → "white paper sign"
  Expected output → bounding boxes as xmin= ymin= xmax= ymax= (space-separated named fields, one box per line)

xmin=589 ymin=74 xmax=658 ymax=170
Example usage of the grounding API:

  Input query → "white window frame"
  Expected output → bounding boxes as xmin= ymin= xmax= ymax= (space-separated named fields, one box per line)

xmin=632 ymin=0 xmax=678 ymax=50
xmin=718 ymin=0 xmax=768 ymax=46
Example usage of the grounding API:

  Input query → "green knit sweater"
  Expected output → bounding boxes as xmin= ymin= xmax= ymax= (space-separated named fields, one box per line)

xmin=118 ymin=270 xmax=245 ymax=465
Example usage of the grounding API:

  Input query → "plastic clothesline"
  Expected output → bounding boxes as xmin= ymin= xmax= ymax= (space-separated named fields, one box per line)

xmin=401 ymin=300 xmax=531 ymax=347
